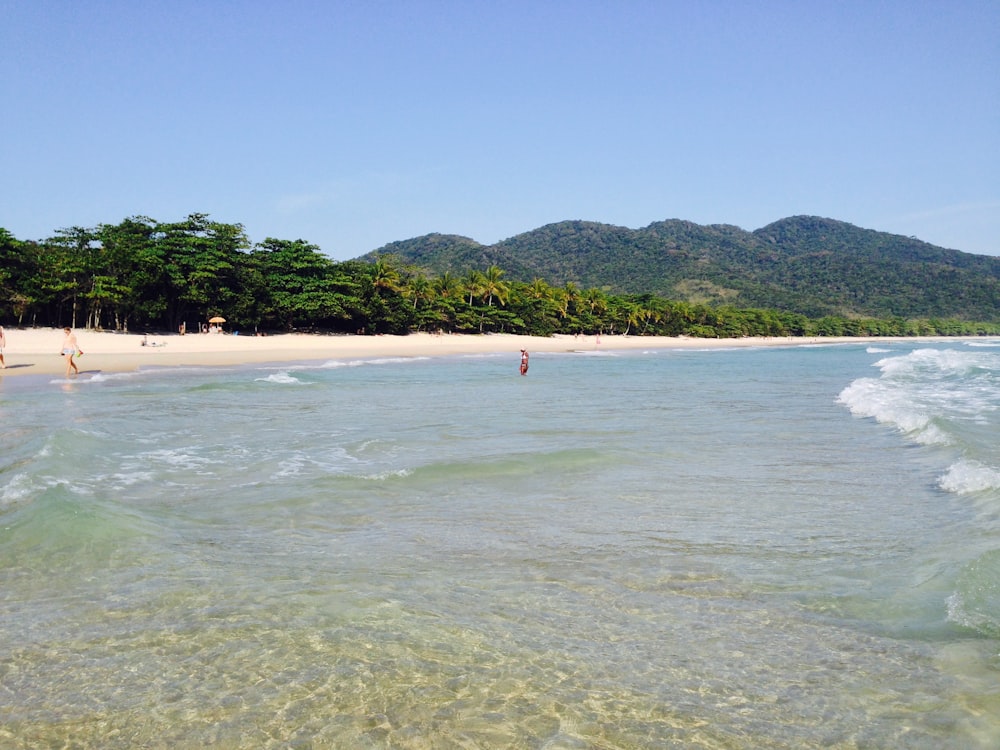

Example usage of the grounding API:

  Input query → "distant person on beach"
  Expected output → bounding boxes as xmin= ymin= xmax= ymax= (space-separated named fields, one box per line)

xmin=61 ymin=327 xmax=81 ymax=377
xmin=0 ymin=325 xmax=6 ymax=368
xmin=520 ymin=348 xmax=529 ymax=376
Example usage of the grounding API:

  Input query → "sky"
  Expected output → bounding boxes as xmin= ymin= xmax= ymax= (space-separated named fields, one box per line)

xmin=2 ymin=0 xmax=998 ymax=259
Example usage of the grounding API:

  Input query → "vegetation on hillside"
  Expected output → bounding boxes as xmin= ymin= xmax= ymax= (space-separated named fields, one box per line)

xmin=2 ymin=214 xmax=998 ymax=339
xmin=365 ymin=215 xmax=1000 ymax=322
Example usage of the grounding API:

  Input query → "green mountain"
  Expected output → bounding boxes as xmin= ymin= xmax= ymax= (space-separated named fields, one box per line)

xmin=362 ymin=216 xmax=1000 ymax=321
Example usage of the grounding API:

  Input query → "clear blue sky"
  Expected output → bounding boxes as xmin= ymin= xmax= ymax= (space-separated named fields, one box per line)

xmin=2 ymin=0 xmax=998 ymax=258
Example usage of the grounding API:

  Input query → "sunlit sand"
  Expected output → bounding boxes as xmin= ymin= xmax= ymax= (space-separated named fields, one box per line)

xmin=0 ymin=327 xmax=974 ymax=378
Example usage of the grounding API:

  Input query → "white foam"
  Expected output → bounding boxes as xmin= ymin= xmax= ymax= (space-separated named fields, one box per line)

xmin=107 ymin=471 xmax=155 ymax=487
xmin=48 ymin=371 xmax=140 ymax=386
xmin=939 ymin=460 xmax=1000 ymax=495
xmin=365 ymin=468 xmax=412 ymax=480
xmin=274 ymin=456 xmax=306 ymax=478
xmin=877 ymin=348 xmax=999 ymax=379
xmin=319 ymin=356 xmax=430 ymax=369
xmin=964 ymin=340 xmax=1000 ymax=348
xmin=141 ymin=448 xmax=218 ymax=470
xmin=840 ymin=347 xmax=1000 ymax=446
xmin=0 ymin=473 xmax=36 ymax=507
xmin=255 ymin=371 xmax=303 ymax=385
xmin=837 ymin=377 xmax=944 ymax=443
xmin=945 ymin=590 xmax=999 ymax=637
xmin=87 ymin=371 xmax=140 ymax=383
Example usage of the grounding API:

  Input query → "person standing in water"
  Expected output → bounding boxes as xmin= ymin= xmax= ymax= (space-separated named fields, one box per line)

xmin=61 ymin=327 xmax=81 ymax=377
xmin=0 ymin=325 xmax=6 ymax=368
xmin=520 ymin=348 xmax=529 ymax=376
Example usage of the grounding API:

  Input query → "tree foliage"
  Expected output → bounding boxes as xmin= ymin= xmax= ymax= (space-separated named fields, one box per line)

xmin=365 ymin=215 xmax=1000 ymax=322
xmin=2 ymin=214 xmax=998 ymax=339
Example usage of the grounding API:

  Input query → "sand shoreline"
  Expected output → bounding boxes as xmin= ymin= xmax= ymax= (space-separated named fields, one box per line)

xmin=0 ymin=327 xmax=989 ymax=380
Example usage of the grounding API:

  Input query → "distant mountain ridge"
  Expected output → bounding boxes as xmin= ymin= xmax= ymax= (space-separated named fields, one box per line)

xmin=360 ymin=216 xmax=1000 ymax=321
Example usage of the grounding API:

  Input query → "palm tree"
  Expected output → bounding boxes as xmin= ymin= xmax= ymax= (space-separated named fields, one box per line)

xmin=427 ymin=271 xmax=464 ymax=332
xmin=581 ymin=287 xmax=607 ymax=316
xmin=403 ymin=274 xmax=433 ymax=310
xmin=434 ymin=271 xmax=463 ymax=302
xmin=526 ymin=277 xmax=551 ymax=300
xmin=464 ymin=269 xmax=485 ymax=306
xmin=480 ymin=265 xmax=510 ymax=307
xmin=620 ymin=301 xmax=642 ymax=335
xmin=371 ymin=259 xmax=402 ymax=297
xmin=551 ymin=286 xmax=570 ymax=321
xmin=639 ymin=305 xmax=662 ymax=335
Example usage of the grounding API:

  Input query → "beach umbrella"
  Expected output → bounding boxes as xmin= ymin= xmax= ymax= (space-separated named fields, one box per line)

xmin=209 ymin=316 xmax=226 ymax=323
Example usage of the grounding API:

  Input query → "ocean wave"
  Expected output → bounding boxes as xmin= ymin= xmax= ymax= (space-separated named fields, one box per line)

xmin=839 ymin=347 xmax=1000 ymax=446
xmin=255 ymin=371 xmax=305 ymax=385
xmin=138 ymin=447 xmax=222 ymax=471
xmin=47 ymin=370 xmax=141 ymax=386
xmin=875 ymin=347 xmax=1000 ymax=379
xmin=0 ymin=473 xmax=37 ymax=508
xmin=939 ymin=460 xmax=1000 ymax=495
xmin=837 ymin=377 xmax=947 ymax=444
xmin=320 ymin=356 xmax=431 ymax=369
xmin=361 ymin=468 xmax=413 ymax=481
xmin=87 ymin=371 xmax=142 ymax=383
xmin=269 ymin=445 xmax=362 ymax=479
xmin=964 ymin=340 xmax=1000 ymax=348
xmin=866 ymin=347 xmax=891 ymax=354
xmin=946 ymin=548 xmax=1000 ymax=637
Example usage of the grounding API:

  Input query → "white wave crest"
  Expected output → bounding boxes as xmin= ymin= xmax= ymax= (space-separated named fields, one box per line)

xmin=320 ymin=356 xmax=430 ymax=369
xmin=0 ymin=473 xmax=37 ymax=508
xmin=876 ymin=347 xmax=998 ymax=379
xmin=837 ymin=378 xmax=946 ymax=443
xmin=840 ymin=346 xmax=1000 ymax=446
xmin=363 ymin=468 xmax=412 ymax=481
xmin=87 ymin=371 xmax=139 ymax=383
xmin=939 ymin=460 xmax=1000 ymax=494
xmin=256 ymin=371 xmax=303 ymax=384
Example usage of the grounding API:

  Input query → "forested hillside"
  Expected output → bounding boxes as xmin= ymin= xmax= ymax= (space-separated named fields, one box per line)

xmin=2 ymin=213 xmax=998 ymax=339
xmin=365 ymin=216 xmax=1000 ymax=321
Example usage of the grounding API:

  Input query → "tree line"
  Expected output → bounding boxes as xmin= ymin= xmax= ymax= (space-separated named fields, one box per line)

xmin=375 ymin=217 xmax=1000 ymax=322
xmin=2 ymin=214 xmax=998 ymax=338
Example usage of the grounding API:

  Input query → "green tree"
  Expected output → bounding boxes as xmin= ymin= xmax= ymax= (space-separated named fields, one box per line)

xmin=247 ymin=238 xmax=355 ymax=330
xmin=480 ymin=265 xmax=510 ymax=308
xmin=464 ymin=269 xmax=485 ymax=306
xmin=371 ymin=258 xmax=403 ymax=297
xmin=95 ymin=216 xmax=166 ymax=331
xmin=157 ymin=214 xmax=250 ymax=330
xmin=44 ymin=226 xmax=101 ymax=328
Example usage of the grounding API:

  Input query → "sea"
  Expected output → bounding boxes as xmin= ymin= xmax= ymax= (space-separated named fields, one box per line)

xmin=1 ymin=339 xmax=999 ymax=749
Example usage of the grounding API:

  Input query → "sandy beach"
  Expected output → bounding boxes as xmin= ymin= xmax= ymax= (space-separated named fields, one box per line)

xmin=0 ymin=327 xmax=972 ymax=379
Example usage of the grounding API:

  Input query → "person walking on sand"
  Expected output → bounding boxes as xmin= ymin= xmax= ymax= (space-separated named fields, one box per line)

xmin=0 ymin=325 xmax=6 ymax=368
xmin=61 ymin=327 xmax=81 ymax=377
xmin=519 ymin=348 xmax=529 ymax=376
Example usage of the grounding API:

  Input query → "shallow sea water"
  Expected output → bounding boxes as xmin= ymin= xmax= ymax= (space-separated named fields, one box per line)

xmin=1 ymin=342 xmax=998 ymax=748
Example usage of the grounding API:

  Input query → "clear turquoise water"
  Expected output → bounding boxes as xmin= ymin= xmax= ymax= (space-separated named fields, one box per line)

xmin=2 ymin=341 xmax=998 ymax=748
